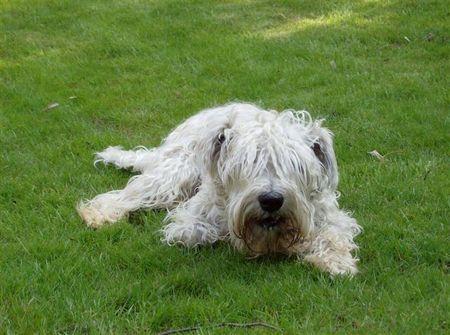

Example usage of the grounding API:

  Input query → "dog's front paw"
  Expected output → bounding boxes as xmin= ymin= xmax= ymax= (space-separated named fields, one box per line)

xmin=161 ymin=221 xmax=220 ymax=248
xmin=303 ymin=253 xmax=359 ymax=276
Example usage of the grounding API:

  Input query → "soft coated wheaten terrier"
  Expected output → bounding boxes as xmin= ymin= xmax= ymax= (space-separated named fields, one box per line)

xmin=78 ymin=103 xmax=361 ymax=275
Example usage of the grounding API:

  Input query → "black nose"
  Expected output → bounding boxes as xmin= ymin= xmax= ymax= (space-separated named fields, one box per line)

xmin=258 ymin=192 xmax=284 ymax=212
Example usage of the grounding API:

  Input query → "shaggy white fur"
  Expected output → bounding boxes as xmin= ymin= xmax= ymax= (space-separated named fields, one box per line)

xmin=77 ymin=103 xmax=361 ymax=275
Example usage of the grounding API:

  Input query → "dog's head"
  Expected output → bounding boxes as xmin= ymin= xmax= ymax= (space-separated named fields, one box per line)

xmin=197 ymin=105 xmax=338 ymax=256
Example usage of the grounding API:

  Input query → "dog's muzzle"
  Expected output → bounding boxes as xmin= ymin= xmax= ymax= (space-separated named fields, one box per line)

xmin=258 ymin=217 xmax=283 ymax=230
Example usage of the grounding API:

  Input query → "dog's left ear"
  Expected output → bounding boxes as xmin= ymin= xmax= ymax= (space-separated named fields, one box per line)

xmin=211 ymin=131 xmax=226 ymax=166
xmin=201 ymin=124 xmax=231 ymax=177
xmin=309 ymin=122 xmax=339 ymax=190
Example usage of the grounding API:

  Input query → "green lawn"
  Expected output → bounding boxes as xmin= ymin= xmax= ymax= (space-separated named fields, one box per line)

xmin=1 ymin=0 xmax=449 ymax=333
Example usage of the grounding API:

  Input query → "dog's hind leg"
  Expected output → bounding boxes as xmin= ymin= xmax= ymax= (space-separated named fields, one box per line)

xmin=78 ymin=148 xmax=200 ymax=228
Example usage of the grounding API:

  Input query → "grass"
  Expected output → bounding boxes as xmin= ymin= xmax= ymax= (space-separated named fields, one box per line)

xmin=0 ymin=0 xmax=448 ymax=333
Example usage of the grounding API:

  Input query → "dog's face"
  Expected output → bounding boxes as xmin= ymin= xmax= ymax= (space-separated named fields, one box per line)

xmin=202 ymin=109 xmax=338 ymax=256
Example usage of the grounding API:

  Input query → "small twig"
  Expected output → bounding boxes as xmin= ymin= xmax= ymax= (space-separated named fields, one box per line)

xmin=158 ymin=322 xmax=282 ymax=335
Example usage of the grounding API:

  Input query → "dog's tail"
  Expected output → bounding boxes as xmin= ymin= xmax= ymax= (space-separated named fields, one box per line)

xmin=94 ymin=146 xmax=157 ymax=172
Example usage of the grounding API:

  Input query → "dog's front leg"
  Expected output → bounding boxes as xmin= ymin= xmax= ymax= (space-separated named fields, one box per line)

xmin=303 ymin=210 xmax=361 ymax=276
xmin=162 ymin=185 xmax=228 ymax=247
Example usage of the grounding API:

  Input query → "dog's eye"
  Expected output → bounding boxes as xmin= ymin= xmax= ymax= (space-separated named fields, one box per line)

xmin=218 ymin=133 xmax=226 ymax=144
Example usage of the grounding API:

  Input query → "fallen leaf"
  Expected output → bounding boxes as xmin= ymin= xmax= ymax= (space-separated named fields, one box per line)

xmin=330 ymin=60 xmax=337 ymax=70
xmin=367 ymin=150 xmax=384 ymax=161
xmin=45 ymin=102 xmax=59 ymax=111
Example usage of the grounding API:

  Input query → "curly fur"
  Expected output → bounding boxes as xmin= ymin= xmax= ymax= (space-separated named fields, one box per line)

xmin=77 ymin=103 xmax=361 ymax=275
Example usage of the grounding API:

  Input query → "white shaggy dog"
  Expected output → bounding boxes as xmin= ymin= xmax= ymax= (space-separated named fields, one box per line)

xmin=78 ymin=103 xmax=361 ymax=275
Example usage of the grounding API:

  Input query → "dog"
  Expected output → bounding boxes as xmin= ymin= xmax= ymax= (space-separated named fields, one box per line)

xmin=77 ymin=103 xmax=361 ymax=275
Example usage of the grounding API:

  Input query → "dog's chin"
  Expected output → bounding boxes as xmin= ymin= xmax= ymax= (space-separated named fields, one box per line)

xmin=234 ymin=216 xmax=304 ymax=257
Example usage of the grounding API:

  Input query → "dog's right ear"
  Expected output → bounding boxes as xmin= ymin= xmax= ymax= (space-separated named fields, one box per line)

xmin=282 ymin=110 xmax=339 ymax=190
